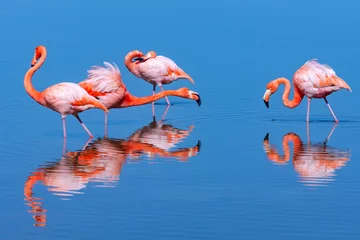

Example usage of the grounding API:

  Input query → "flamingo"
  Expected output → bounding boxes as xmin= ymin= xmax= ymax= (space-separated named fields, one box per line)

xmin=263 ymin=124 xmax=350 ymax=187
xmin=78 ymin=61 xmax=201 ymax=135
xmin=24 ymin=45 xmax=109 ymax=138
xmin=262 ymin=59 xmax=352 ymax=122
xmin=124 ymin=50 xmax=194 ymax=106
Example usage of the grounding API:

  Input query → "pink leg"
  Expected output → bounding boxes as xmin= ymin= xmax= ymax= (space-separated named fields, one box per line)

xmin=152 ymin=85 xmax=156 ymax=117
xmin=324 ymin=97 xmax=339 ymax=123
xmin=74 ymin=114 xmax=94 ymax=138
xmin=306 ymin=98 xmax=311 ymax=122
xmin=159 ymin=85 xmax=171 ymax=105
xmin=62 ymin=116 xmax=67 ymax=138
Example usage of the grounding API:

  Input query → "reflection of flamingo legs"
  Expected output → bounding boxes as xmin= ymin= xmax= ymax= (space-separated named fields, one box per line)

xmin=161 ymin=105 xmax=171 ymax=121
xmin=306 ymin=122 xmax=338 ymax=145
xmin=62 ymin=138 xmax=67 ymax=157
xmin=325 ymin=123 xmax=338 ymax=143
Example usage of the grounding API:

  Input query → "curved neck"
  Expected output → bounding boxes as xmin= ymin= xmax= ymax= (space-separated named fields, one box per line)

xmin=263 ymin=133 xmax=302 ymax=164
xmin=24 ymin=49 xmax=47 ymax=105
xmin=116 ymin=90 xmax=183 ymax=108
xmin=275 ymin=78 xmax=304 ymax=108
xmin=124 ymin=51 xmax=143 ymax=76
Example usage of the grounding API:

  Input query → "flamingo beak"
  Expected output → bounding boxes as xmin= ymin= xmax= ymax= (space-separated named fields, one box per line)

xmin=194 ymin=93 xmax=201 ymax=106
xmin=263 ymin=89 xmax=271 ymax=108
xmin=133 ymin=57 xmax=144 ymax=62
xmin=264 ymin=100 xmax=269 ymax=108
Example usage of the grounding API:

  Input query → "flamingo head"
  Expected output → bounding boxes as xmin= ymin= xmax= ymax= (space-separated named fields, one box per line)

xmin=178 ymin=87 xmax=201 ymax=106
xmin=31 ymin=46 xmax=44 ymax=67
xmin=134 ymin=51 xmax=157 ymax=62
xmin=263 ymin=81 xmax=279 ymax=108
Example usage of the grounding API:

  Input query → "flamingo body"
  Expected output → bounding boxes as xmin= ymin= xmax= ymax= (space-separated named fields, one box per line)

xmin=125 ymin=50 xmax=194 ymax=105
xmin=293 ymin=59 xmax=351 ymax=99
xmin=79 ymin=62 xmax=126 ymax=109
xmin=134 ymin=55 xmax=193 ymax=86
xmin=42 ymin=82 xmax=105 ymax=116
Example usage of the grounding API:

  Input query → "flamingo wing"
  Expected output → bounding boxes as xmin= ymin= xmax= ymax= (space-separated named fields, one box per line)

xmin=79 ymin=62 xmax=124 ymax=97
xmin=295 ymin=59 xmax=351 ymax=90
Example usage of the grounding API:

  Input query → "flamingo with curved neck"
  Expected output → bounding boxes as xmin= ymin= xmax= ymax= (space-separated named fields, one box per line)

xmin=124 ymin=50 xmax=194 ymax=106
xmin=263 ymin=59 xmax=352 ymax=122
xmin=24 ymin=45 xmax=109 ymax=138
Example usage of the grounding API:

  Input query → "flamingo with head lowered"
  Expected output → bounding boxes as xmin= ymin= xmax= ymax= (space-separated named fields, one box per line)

xmin=24 ymin=45 xmax=109 ymax=138
xmin=263 ymin=59 xmax=352 ymax=122
xmin=78 ymin=61 xmax=201 ymax=135
xmin=124 ymin=50 xmax=194 ymax=106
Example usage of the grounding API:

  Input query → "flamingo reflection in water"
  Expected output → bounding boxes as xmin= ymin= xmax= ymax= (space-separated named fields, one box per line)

xmin=263 ymin=124 xmax=350 ymax=187
xmin=24 ymin=117 xmax=201 ymax=227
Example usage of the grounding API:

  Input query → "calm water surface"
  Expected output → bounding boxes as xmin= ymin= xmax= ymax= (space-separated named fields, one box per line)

xmin=1 ymin=0 xmax=360 ymax=239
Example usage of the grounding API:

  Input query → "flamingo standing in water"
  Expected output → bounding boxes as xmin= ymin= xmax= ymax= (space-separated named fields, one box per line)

xmin=263 ymin=59 xmax=352 ymax=122
xmin=78 ymin=62 xmax=201 ymax=135
xmin=24 ymin=46 xmax=109 ymax=138
xmin=124 ymin=50 xmax=194 ymax=106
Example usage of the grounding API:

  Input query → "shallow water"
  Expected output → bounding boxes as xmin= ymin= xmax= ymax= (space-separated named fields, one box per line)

xmin=2 ymin=0 xmax=360 ymax=239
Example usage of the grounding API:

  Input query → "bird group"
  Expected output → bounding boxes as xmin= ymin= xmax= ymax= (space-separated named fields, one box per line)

xmin=24 ymin=45 xmax=201 ymax=138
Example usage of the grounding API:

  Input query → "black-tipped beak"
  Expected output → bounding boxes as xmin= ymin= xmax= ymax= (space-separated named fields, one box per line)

xmin=264 ymin=133 xmax=269 ymax=141
xmin=31 ymin=64 xmax=34 ymax=67
xmin=264 ymin=100 xmax=269 ymax=108
xmin=196 ymin=140 xmax=201 ymax=151
xmin=133 ymin=57 xmax=144 ymax=62
xmin=195 ymin=94 xmax=201 ymax=106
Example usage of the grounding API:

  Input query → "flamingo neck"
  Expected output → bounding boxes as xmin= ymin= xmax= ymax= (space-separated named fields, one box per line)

xmin=115 ymin=90 xmax=182 ymax=108
xmin=275 ymin=77 xmax=304 ymax=108
xmin=124 ymin=51 xmax=143 ymax=77
xmin=24 ymin=49 xmax=46 ymax=105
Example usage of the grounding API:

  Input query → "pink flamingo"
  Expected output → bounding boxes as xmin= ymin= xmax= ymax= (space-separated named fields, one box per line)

xmin=24 ymin=46 xmax=109 ymax=138
xmin=124 ymin=50 xmax=194 ymax=106
xmin=263 ymin=59 xmax=352 ymax=122
xmin=78 ymin=62 xmax=201 ymax=135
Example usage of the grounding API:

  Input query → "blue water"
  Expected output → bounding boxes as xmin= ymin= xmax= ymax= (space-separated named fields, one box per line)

xmin=1 ymin=0 xmax=360 ymax=239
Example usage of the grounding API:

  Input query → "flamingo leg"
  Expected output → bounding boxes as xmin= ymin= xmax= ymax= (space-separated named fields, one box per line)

xmin=306 ymin=98 xmax=311 ymax=122
xmin=324 ymin=97 xmax=339 ymax=123
xmin=152 ymin=85 xmax=156 ymax=118
xmin=159 ymin=85 xmax=171 ymax=105
xmin=104 ymin=112 xmax=108 ymax=138
xmin=62 ymin=116 xmax=67 ymax=139
xmin=74 ymin=114 xmax=94 ymax=138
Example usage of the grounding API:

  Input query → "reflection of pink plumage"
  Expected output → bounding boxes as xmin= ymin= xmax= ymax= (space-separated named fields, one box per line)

xmin=124 ymin=50 xmax=194 ymax=105
xmin=24 ymin=46 xmax=108 ymax=138
xmin=263 ymin=59 xmax=352 ymax=122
